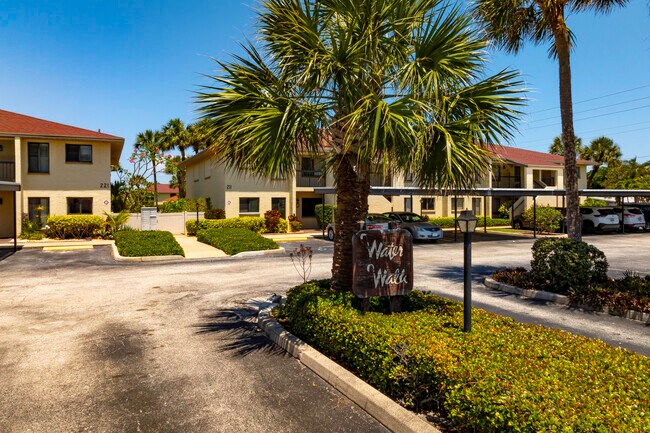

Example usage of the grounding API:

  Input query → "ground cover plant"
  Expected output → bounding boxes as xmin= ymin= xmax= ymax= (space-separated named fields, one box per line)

xmin=196 ymin=228 xmax=278 ymax=255
xmin=186 ymin=217 xmax=266 ymax=235
xmin=493 ymin=238 xmax=649 ymax=314
xmin=114 ymin=231 xmax=184 ymax=257
xmin=275 ymin=281 xmax=650 ymax=432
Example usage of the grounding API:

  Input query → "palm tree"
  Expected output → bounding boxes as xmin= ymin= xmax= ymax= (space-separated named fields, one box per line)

xmin=198 ymin=0 xmax=524 ymax=291
xmin=474 ymin=0 xmax=629 ymax=241
xmin=549 ymin=135 xmax=582 ymax=156
xmin=135 ymin=129 xmax=163 ymax=207
xmin=188 ymin=119 xmax=215 ymax=154
xmin=580 ymin=136 xmax=621 ymax=188
xmin=162 ymin=118 xmax=191 ymax=198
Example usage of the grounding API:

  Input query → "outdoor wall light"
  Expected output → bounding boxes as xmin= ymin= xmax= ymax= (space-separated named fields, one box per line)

xmin=456 ymin=209 xmax=478 ymax=233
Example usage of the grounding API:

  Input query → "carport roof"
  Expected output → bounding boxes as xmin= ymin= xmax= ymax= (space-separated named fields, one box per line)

xmin=0 ymin=181 xmax=20 ymax=191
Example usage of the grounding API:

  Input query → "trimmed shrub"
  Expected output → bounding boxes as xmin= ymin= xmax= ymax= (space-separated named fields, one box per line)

xmin=46 ymin=215 xmax=104 ymax=239
xmin=530 ymin=238 xmax=608 ymax=295
xmin=426 ymin=216 xmax=510 ymax=228
xmin=158 ymin=197 xmax=210 ymax=213
xmin=20 ymin=218 xmax=45 ymax=240
xmin=582 ymin=198 xmax=608 ymax=207
xmin=498 ymin=200 xmax=514 ymax=218
xmin=277 ymin=218 xmax=289 ymax=233
xmin=264 ymin=210 xmax=282 ymax=233
xmin=197 ymin=228 xmax=279 ymax=255
xmin=204 ymin=208 xmax=225 ymax=219
xmin=289 ymin=220 xmax=302 ymax=232
xmin=315 ymin=204 xmax=336 ymax=229
xmin=277 ymin=282 xmax=650 ymax=433
xmin=114 ymin=231 xmax=184 ymax=257
xmin=522 ymin=206 xmax=562 ymax=233
xmin=186 ymin=217 xmax=266 ymax=235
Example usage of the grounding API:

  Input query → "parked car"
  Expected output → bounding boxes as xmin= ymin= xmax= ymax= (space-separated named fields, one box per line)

xmin=325 ymin=213 xmax=396 ymax=241
xmin=579 ymin=207 xmax=620 ymax=233
xmin=626 ymin=203 xmax=650 ymax=230
xmin=612 ymin=207 xmax=646 ymax=232
xmin=382 ymin=212 xmax=443 ymax=241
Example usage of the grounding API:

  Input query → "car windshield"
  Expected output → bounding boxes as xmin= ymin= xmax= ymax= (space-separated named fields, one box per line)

xmin=399 ymin=213 xmax=425 ymax=222
xmin=366 ymin=215 xmax=392 ymax=223
xmin=625 ymin=208 xmax=643 ymax=215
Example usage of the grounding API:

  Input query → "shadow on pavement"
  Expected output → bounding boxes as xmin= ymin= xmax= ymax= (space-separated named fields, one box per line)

xmin=0 ymin=248 xmax=19 ymax=261
xmin=426 ymin=264 xmax=505 ymax=283
xmin=194 ymin=308 xmax=285 ymax=357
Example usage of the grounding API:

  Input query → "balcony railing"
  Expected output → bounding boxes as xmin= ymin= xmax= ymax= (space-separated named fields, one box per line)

xmin=0 ymin=161 xmax=15 ymax=182
xmin=296 ymin=170 xmax=326 ymax=187
xmin=492 ymin=175 xmax=522 ymax=188
xmin=369 ymin=173 xmax=392 ymax=187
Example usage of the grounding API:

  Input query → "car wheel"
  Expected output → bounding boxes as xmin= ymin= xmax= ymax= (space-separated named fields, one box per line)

xmin=327 ymin=228 xmax=335 ymax=241
xmin=582 ymin=221 xmax=595 ymax=234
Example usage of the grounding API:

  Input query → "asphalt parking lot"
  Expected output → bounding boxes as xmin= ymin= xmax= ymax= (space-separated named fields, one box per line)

xmin=0 ymin=231 xmax=648 ymax=432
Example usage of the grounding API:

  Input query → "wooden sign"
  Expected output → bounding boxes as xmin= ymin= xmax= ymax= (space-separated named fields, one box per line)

xmin=352 ymin=229 xmax=413 ymax=298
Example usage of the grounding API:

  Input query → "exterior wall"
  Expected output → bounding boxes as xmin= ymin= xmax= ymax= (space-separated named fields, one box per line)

xmin=19 ymin=138 xmax=112 ymax=220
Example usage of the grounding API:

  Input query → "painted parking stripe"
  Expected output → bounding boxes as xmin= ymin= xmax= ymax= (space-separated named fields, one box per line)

xmin=42 ymin=246 xmax=94 ymax=251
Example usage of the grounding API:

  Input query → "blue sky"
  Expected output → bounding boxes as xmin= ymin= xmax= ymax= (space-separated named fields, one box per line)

xmin=1 ymin=0 xmax=649 ymax=179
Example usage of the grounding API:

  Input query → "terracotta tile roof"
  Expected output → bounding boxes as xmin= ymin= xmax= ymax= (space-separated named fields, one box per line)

xmin=149 ymin=184 xmax=179 ymax=194
xmin=0 ymin=109 xmax=123 ymax=140
xmin=489 ymin=144 xmax=593 ymax=167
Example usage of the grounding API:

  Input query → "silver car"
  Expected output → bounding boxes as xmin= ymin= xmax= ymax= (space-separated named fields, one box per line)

xmin=383 ymin=212 xmax=443 ymax=241
xmin=326 ymin=214 xmax=396 ymax=241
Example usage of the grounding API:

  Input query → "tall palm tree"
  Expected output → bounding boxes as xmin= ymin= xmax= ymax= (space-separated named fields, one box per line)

xmin=581 ymin=136 xmax=622 ymax=187
xmin=474 ymin=0 xmax=629 ymax=241
xmin=549 ymin=134 xmax=582 ymax=156
xmin=198 ymin=0 xmax=524 ymax=291
xmin=162 ymin=118 xmax=191 ymax=197
xmin=188 ymin=119 xmax=215 ymax=154
xmin=135 ymin=129 xmax=163 ymax=207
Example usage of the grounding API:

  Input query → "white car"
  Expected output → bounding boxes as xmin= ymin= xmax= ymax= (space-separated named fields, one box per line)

xmin=612 ymin=207 xmax=646 ymax=232
xmin=325 ymin=214 xmax=396 ymax=241
xmin=580 ymin=207 xmax=620 ymax=233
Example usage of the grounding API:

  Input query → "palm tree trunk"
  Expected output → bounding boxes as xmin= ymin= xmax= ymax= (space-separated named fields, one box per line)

xmin=554 ymin=25 xmax=581 ymax=241
xmin=331 ymin=153 xmax=370 ymax=291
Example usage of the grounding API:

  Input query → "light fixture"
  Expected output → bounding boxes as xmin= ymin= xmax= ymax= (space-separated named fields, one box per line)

xmin=456 ymin=209 xmax=478 ymax=332
xmin=456 ymin=209 xmax=478 ymax=233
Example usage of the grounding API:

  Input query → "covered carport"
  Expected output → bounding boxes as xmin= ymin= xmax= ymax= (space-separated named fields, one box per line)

xmin=313 ymin=186 xmax=650 ymax=240
xmin=0 ymin=180 xmax=21 ymax=251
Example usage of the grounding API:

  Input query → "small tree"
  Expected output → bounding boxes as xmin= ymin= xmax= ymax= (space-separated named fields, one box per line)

xmin=289 ymin=244 xmax=312 ymax=283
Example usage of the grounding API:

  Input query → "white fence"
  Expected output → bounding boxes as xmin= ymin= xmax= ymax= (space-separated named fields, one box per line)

xmin=124 ymin=211 xmax=205 ymax=234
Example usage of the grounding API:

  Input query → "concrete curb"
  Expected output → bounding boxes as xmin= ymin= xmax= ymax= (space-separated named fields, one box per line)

xmin=484 ymin=277 xmax=650 ymax=324
xmin=232 ymin=247 xmax=286 ymax=258
xmin=257 ymin=300 xmax=441 ymax=433
xmin=110 ymin=242 xmax=185 ymax=262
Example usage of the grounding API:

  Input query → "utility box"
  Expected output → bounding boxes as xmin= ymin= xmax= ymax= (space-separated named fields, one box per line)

xmin=141 ymin=207 xmax=157 ymax=231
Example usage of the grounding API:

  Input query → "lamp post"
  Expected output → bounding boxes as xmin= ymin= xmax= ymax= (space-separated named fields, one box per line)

xmin=456 ymin=210 xmax=478 ymax=332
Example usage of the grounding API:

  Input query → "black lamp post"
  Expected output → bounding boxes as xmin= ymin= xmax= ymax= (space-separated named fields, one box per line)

xmin=456 ymin=210 xmax=478 ymax=332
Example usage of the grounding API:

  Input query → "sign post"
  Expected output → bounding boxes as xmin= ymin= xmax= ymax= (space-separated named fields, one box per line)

xmin=352 ymin=229 xmax=413 ymax=312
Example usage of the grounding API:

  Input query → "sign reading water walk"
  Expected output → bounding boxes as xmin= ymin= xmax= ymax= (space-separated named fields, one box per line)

xmin=352 ymin=229 xmax=413 ymax=298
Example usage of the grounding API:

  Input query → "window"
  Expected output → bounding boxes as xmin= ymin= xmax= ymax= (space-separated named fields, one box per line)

xmin=421 ymin=197 xmax=435 ymax=211
xmin=452 ymin=198 xmax=465 ymax=211
xmin=66 ymin=144 xmax=92 ymax=163
xmin=301 ymin=198 xmax=322 ymax=217
xmin=67 ymin=198 xmax=92 ymax=214
xmin=404 ymin=197 xmax=412 ymax=212
xmin=472 ymin=198 xmax=482 ymax=215
xmin=28 ymin=142 xmax=49 ymax=173
xmin=239 ymin=197 xmax=259 ymax=214
xmin=272 ymin=197 xmax=286 ymax=219
xmin=28 ymin=198 xmax=49 ymax=227
xmin=541 ymin=170 xmax=556 ymax=187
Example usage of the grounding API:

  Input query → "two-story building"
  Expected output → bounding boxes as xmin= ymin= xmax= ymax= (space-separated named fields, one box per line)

xmin=0 ymin=109 xmax=123 ymax=238
xmin=180 ymin=144 xmax=592 ymax=228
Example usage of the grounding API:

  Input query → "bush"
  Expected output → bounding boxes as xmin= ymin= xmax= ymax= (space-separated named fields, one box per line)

xmin=315 ymin=204 xmax=336 ymax=229
xmin=20 ymin=217 xmax=45 ymax=240
xmin=114 ymin=230 xmax=184 ymax=257
xmin=582 ymin=198 xmax=607 ymax=207
xmin=530 ymin=238 xmax=608 ymax=296
xmin=289 ymin=220 xmax=302 ymax=232
xmin=46 ymin=215 xmax=104 ymax=239
xmin=522 ymin=206 xmax=562 ymax=233
xmin=204 ymin=208 xmax=225 ymax=219
xmin=158 ymin=197 xmax=210 ymax=213
xmin=277 ymin=218 xmax=288 ymax=233
xmin=498 ymin=201 xmax=514 ymax=218
xmin=186 ymin=217 xmax=266 ymax=235
xmin=197 ymin=228 xmax=279 ymax=255
xmin=277 ymin=283 xmax=650 ymax=433
xmin=264 ymin=210 xmax=282 ymax=233
xmin=426 ymin=216 xmax=510 ymax=228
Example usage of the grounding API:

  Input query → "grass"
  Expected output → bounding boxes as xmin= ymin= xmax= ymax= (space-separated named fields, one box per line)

xmin=114 ymin=231 xmax=185 ymax=257
xmin=197 ymin=228 xmax=279 ymax=255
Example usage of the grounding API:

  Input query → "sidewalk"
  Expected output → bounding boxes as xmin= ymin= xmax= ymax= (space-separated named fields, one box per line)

xmin=173 ymin=235 xmax=228 ymax=259
xmin=262 ymin=229 xmax=325 ymax=242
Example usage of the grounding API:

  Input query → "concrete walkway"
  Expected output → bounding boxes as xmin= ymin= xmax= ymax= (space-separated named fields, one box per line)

xmin=173 ymin=235 xmax=228 ymax=259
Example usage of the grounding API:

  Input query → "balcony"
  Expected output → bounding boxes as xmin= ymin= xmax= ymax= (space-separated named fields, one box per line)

xmin=296 ymin=170 xmax=326 ymax=187
xmin=0 ymin=161 xmax=15 ymax=181
xmin=492 ymin=175 xmax=522 ymax=188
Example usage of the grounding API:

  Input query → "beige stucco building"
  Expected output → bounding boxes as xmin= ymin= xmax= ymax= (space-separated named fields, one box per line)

xmin=180 ymin=145 xmax=592 ymax=229
xmin=0 ymin=109 xmax=123 ymax=238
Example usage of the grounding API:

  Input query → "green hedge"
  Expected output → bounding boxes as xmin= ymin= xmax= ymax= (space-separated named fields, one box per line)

xmin=186 ymin=217 xmax=266 ymax=235
xmin=46 ymin=215 xmax=104 ymax=239
xmin=426 ymin=216 xmax=510 ymax=228
xmin=276 ymin=282 xmax=650 ymax=433
xmin=523 ymin=206 xmax=562 ymax=233
xmin=114 ymin=231 xmax=184 ymax=257
xmin=196 ymin=228 xmax=279 ymax=255
xmin=315 ymin=204 xmax=336 ymax=229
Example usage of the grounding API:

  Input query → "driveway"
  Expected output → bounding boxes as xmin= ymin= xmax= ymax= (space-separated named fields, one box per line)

xmin=0 ymin=233 xmax=648 ymax=432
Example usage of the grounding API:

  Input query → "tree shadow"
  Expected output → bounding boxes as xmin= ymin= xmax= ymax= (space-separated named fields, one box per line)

xmin=193 ymin=307 xmax=286 ymax=358
xmin=0 ymin=248 xmax=19 ymax=262
xmin=425 ymin=264 xmax=506 ymax=284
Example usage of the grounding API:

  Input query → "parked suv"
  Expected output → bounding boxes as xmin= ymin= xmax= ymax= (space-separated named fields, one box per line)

xmin=580 ymin=207 xmax=620 ymax=233
xmin=626 ymin=203 xmax=650 ymax=230
xmin=612 ymin=207 xmax=646 ymax=232
xmin=382 ymin=212 xmax=443 ymax=241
